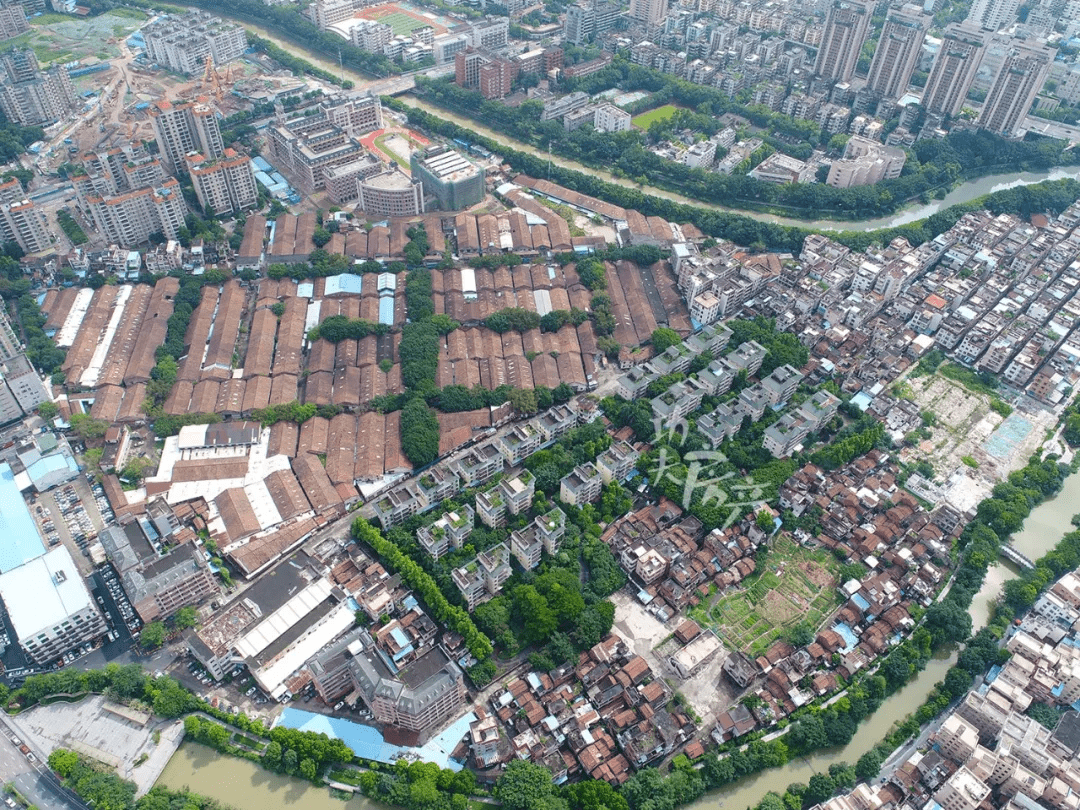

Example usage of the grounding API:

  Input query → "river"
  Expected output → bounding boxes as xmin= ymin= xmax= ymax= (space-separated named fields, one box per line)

xmin=395 ymin=95 xmax=1080 ymax=234
xmin=157 ymin=742 xmax=378 ymax=810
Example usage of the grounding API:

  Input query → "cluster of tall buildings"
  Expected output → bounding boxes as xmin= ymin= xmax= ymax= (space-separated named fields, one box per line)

xmin=0 ymin=176 xmax=49 ymax=255
xmin=0 ymin=49 xmax=78 ymax=127
xmin=311 ymin=2 xmax=511 ymax=69
xmin=142 ymin=11 xmax=247 ymax=75
xmin=454 ymin=45 xmax=564 ymax=99
xmin=563 ymin=0 xmax=1051 ymax=144
xmin=0 ymin=303 xmax=48 ymax=424
xmin=806 ymin=0 xmax=1050 ymax=138
xmin=0 ymin=2 xmax=29 ymax=42
xmin=71 ymin=98 xmax=258 ymax=245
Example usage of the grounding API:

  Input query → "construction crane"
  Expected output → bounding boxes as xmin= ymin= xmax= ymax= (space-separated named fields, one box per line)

xmin=201 ymin=54 xmax=225 ymax=102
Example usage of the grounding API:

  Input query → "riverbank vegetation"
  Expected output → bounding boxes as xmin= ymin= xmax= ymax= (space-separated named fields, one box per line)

xmin=413 ymin=68 xmax=1078 ymax=220
xmin=389 ymin=97 xmax=1080 ymax=255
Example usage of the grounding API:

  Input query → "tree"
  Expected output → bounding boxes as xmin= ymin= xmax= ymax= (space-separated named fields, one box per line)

xmin=651 ymin=327 xmax=680 ymax=352
xmin=400 ymin=397 xmax=440 ymax=467
xmin=923 ymin=601 xmax=973 ymax=646
xmin=47 ymin=749 xmax=78 ymax=777
xmin=787 ymin=622 xmax=814 ymax=648
xmin=299 ymin=758 xmax=317 ymax=781
xmin=312 ymin=227 xmax=331 ymax=247
xmin=496 ymin=760 xmax=557 ymax=810
xmin=1064 ymin=413 xmax=1080 ymax=446
xmin=508 ymin=388 xmax=538 ymax=415
xmin=68 ymin=413 xmax=109 ymax=443
xmin=282 ymin=748 xmax=298 ymax=775
xmin=553 ymin=382 xmax=573 ymax=404
xmin=804 ymin=772 xmax=837 ymax=807
xmin=139 ymin=621 xmax=166 ymax=649
xmin=263 ymin=740 xmax=283 ymax=771
xmin=1028 ymin=702 xmax=1064 ymax=730
xmin=120 ymin=456 xmax=153 ymax=484
xmin=565 ymin=779 xmax=628 ymax=810
xmin=37 ymin=401 xmax=58 ymax=421
xmin=172 ymin=606 xmax=199 ymax=630
xmin=856 ymin=749 xmax=886 ymax=782
xmin=512 ymin=585 xmax=557 ymax=645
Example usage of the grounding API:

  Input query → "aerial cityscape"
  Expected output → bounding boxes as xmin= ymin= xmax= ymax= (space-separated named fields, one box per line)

xmin=0 ymin=0 xmax=1078 ymax=809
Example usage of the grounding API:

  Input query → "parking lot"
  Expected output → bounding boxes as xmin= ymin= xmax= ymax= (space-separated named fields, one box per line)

xmin=165 ymin=657 xmax=277 ymax=727
xmin=94 ymin=565 xmax=141 ymax=640
xmin=29 ymin=476 xmax=111 ymax=578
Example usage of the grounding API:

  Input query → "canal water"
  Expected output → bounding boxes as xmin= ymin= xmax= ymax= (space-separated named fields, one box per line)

xmin=156 ymin=741 xmax=376 ymax=810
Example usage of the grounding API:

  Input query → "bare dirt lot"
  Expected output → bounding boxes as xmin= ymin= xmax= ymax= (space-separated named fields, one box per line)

xmin=902 ymin=373 xmax=1056 ymax=511
xmin=611 ymin=590 xmax=740 ymax=724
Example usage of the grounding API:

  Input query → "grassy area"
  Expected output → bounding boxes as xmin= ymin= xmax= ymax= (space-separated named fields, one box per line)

xmin=537 ymin=196 xmax=586 ymax=237
xmin=6 ymin=11 xmax=139 ymax=63
xmin=328 ymin=769 xmax=364 ymax=786
xmin=631 ymin=104 xmax=681 ymax=129
xmin=28 ymin=12 xmax=72 ymax=24
xmin=688 ymin=535 xmax=841 ymax=657
xmin=374 ymin=133 xmax=410 ymax=167
xmin=368 ymin=10 xmax=428 ymax=34
xmin=231 ymin=733 xmax=265 ymax=751
xmin=105 ymin=7 xmax=148 ymax=18
xmin=57 ymin=210 xmax=88 ymax=245
xmin=939 ymin=362 xmax=1013 ymax=416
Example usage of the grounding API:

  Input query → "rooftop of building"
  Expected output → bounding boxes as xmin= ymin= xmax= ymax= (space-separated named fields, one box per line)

xmin=0 ymin=546 xmax=94 ymax=641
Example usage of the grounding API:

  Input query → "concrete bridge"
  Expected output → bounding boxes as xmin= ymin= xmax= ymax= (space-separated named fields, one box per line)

xmin=1000 ymin=544 xmax=1035 ymax=570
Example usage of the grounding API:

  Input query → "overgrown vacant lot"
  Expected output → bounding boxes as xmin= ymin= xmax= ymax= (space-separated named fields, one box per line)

xmin=689 ymin=535 xmax=840 ymax=657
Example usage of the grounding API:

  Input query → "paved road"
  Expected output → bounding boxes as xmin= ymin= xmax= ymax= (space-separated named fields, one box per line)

xmin=0 ymin=716 xmax=89 ymax=810
xmin=1023 ymin=116 xmax=1080 ymax=144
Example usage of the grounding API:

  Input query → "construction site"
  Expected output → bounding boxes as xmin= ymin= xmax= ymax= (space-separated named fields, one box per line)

xmin=40 ymin=20 xmax=315 ymax=171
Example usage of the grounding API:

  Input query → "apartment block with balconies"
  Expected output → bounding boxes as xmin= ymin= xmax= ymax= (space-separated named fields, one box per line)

xmin=500 ymin=471 xmax=535 ymax=515
xmin=475 ymin=487 xmax=506 ymax=529
xmin=417 ymin=505 xmax=475 ymax=560
xmin=560 ymin=462 xmax=602 ymax=506
xmin=452 ymin=443 xmax=503 ymax=488
xmin=415 ymin=465 xmax=460 ymax=510
xmin=534 ymin=507 xmax=565 ymax=555
xmin=761 ymin=364 xmax=804 ymax=406
xmin=596 ymin=440 xmax=640 ymax=484
xmin=498 ymin=422 xmax=542 ymax=466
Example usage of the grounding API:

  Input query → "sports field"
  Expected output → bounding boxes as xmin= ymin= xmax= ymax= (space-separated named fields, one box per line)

xmin=631 ymin=104 xmax=681 ymax=129
xmin=357 ymin=2 xmax=449 ymax=35
xmin=688 ymin=535 xmax=841 ymax=658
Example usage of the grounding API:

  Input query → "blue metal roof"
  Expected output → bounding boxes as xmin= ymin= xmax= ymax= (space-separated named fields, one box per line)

xmin=0 ymin=464 xmax=45 ymax=573
xmin=325 ymin=273 xmax=364 ymax=296
xmin=277 ymin=708 xmax=467 ymax=770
